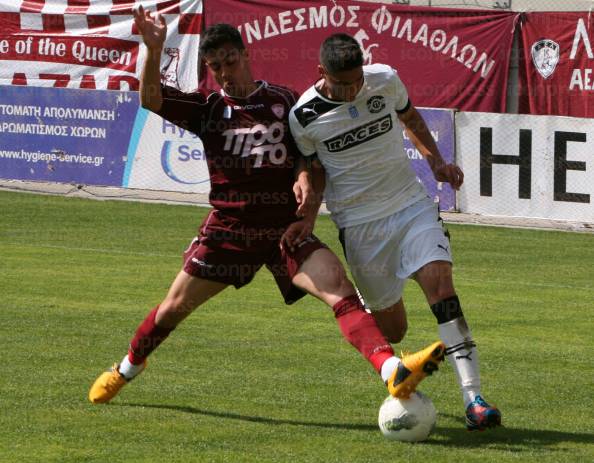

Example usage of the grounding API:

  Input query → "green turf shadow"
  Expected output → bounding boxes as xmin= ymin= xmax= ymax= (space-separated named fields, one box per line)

xmin=115 ymin=402 xmax=378 ymax=432
xmin=428 ymin=413 xmax=594 ymax=450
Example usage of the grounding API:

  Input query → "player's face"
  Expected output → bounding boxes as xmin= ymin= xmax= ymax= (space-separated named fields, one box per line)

xmin=319 ymin=65 xmax=364 ymax=102
xmin=204 ymin=43 xmax=251 ymax=96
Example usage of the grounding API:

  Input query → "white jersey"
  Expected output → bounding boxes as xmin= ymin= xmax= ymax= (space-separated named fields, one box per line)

xmin=289 ymin=64 xmax=427 ymax=228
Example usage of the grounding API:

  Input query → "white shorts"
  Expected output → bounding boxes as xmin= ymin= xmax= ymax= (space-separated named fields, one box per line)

xmin=339 ymin=197 xmax=452 ymax=311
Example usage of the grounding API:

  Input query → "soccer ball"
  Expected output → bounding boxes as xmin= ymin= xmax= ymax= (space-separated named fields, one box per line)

xmin=378 ymin=391 xmax=437 ymax=442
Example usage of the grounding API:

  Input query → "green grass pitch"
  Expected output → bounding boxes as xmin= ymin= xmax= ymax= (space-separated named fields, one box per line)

xmin=1 ymin=190 xmax=593 ymax=462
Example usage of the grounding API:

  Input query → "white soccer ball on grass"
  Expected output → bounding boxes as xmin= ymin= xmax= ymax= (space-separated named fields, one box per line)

xmin=378 ymin=391 xmax=437 ymax=442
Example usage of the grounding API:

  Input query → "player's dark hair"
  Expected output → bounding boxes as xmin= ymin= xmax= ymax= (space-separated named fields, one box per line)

xmin=319 ymin=33 xmax=363 ymax=73
xmin=199 ymin=23 xmax=245 ymax=55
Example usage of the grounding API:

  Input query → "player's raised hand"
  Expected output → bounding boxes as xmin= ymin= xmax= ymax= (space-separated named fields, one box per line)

xmin=134 ymin=4 xmax=167 ymax=51
xmin=433 ymin=163 xmax=464 ymax=190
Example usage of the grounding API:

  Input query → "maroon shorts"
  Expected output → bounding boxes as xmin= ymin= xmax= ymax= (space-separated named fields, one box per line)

xmin=182 ymin=210 xmax=327 ymax=304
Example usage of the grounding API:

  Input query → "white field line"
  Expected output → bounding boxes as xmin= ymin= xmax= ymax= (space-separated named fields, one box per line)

xmin=3 ymin=242 xmax=180 ymax=259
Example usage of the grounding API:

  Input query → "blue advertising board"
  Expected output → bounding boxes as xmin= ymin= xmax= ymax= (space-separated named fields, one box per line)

xmin=0 ymin=85 xmax=138 ymax=186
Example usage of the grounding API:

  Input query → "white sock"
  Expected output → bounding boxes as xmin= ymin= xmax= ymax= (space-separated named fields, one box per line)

xmin=118 ymin=354 xmax=145 ymax=380
xmin=380 ymin=356 xmax=401 ymax=383
xmin=438 ymin=317 xmax=481 ymax=407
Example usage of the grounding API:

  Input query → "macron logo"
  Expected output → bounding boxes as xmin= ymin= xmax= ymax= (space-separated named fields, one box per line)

xmin=324 ymin=115 xmax=392 ymax=153
xmin=191 ymin=257 xmax=213 ymax=268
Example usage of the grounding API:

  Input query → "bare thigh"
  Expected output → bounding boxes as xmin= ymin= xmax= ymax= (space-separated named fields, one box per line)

xmin=291 ymin=248 xmax=356 ymax=307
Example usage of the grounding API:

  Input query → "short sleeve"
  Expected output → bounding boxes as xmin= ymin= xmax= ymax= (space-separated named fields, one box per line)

xmin=391 ymin=69 xmax=411 ymax=114
xmin=154 ymin=84 xmax=213 ymax=136
xmin=289 ymin=109 xmax=316 ymax=156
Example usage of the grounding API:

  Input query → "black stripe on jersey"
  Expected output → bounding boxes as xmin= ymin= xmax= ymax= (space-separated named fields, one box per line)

xmin=396 ymin=98 xmax=411 ymax=114
xmin=293 ymin=97 xmax=342 ymax=128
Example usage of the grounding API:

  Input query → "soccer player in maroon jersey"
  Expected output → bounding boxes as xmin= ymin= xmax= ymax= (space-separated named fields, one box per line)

xmin=88 ymin=9 xmax=445 ymax=404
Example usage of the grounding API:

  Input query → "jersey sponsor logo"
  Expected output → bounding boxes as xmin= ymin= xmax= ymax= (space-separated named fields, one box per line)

xmin=323 ymin=114 xmax=392 ymax=152
xmin=367 ymin=95 xmax=386 ymax=113
xmin=232 ymin=103 xmax=265 ymax=110
xmin=222 ymin=122 xmax=287 ymax=167
xmin=271 ymin=103 xmax=285 ymax=119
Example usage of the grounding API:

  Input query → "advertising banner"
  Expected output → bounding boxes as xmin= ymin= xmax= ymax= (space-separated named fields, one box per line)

xmin=204 ymin=0 xmax=518 ymax=112
xmin=123 ymin=109 xmax=209 ymax=193
xmin=519 ymin=12 xmax=594 ymax=118
xmin=0 ymin=85 xmax=210 ymax=192
xmin=457 ymin=111 xmax=594 ymax=222
xmin=0 ymin=85 xmax=137 ymax=186
xmin=0 ymin=0 xmax=202 ymax=91
xmin=408 ymin=107 xmax=455 ymax=211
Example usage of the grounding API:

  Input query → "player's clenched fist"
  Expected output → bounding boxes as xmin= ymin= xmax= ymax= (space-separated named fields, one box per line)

xmin=433 ymin=163 xmax=464 ymax=190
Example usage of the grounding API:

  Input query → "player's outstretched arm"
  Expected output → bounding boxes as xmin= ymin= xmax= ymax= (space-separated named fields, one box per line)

xmin=134 ymin=5 xmax=167 ymax=112
xmin=294 ymin=156 xmax=325 ymax=217
xmin=308 ymin=157 xmax=326 ymax=218
xmin=398 ymin=105 xmax=463 ymax=190
xmin=282 ymin=157 xmax=326 ymax=252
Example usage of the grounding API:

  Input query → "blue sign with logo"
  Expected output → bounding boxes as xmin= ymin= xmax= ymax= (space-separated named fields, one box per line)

xmin=161 ymin=140 xmax=209 ymax=185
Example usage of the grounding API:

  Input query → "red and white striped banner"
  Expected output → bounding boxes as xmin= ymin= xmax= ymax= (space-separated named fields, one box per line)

xmin=0 ymin=0 xmax=202 ymax=90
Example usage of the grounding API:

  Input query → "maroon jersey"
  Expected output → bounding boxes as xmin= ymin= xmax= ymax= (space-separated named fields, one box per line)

xmin=156 ymin=81 xmax=300 ymax=227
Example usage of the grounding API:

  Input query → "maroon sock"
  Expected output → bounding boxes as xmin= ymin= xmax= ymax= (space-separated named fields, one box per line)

xmin=128 ymin=306 xmax=174 ymax=365
xmin=332 ymin=295 xmax=395 ymax=373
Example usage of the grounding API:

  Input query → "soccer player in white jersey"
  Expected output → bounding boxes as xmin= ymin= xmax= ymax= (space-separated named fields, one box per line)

xmin=288 ymin=33 xmax=501 ymax=431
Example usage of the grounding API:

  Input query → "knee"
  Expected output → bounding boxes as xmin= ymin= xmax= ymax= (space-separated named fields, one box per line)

xmin=435 ymin=287 xmax=456 ymax=303
xmin=417 ymin=262 xmax=456 ymax=302
xmin=384 ymin=320 xmax=408 ymax=344
xmin=425 ymin=278 xmax=456 ymax=303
